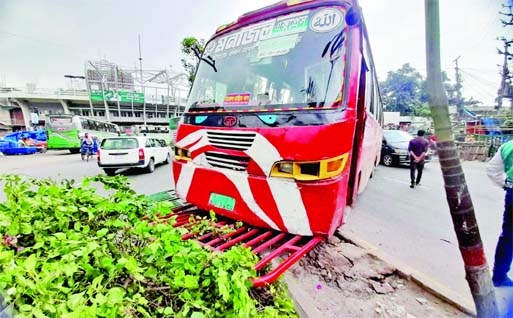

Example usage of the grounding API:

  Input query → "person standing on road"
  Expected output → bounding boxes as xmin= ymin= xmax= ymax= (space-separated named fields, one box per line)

xmin=486 ymin=140 xmax=513 ymax=287
xmin=408 ymin=130 xmax=429 ymax=188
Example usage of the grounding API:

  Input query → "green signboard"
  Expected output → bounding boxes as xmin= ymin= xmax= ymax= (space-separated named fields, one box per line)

xmin=89 ymin=90 xmax=144 ymax=103
xmin=118 ymin=91 xmax=145 ymax=103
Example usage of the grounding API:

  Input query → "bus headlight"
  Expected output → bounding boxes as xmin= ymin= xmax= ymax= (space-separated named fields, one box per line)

xmin=277 ymin=162 xmax=294 ymax=174
xmin=174 ymin=147 xmax=191 ymax=161
xmin=270 ymin=154 xmax=349 ymax=181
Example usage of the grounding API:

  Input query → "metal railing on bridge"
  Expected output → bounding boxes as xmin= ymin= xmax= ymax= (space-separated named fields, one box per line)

xmin=0 ymin=87 xmax=89 ymax=98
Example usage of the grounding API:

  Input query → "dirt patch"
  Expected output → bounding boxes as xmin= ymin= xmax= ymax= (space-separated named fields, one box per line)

xmin=288 ymin=236 xmax=473 ymax=318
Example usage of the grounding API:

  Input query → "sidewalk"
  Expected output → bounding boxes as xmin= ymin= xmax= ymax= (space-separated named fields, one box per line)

xmin=339 ymin=227 xmax=513 ymax=317
xmin=286 ymin=228 xmax=513 ymax=317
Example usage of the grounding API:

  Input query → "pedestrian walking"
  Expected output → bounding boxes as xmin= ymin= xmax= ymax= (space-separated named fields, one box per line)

xmin=408 ymin=130 xmax=429 ymax=188
xmin=486 ymin=140 xmax=513 ymax=287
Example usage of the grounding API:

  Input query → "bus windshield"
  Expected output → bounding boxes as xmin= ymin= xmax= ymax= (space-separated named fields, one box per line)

xmin=46 ymin=115 xmax=73 ymax=130
xmin=187 ymin=7 xmax=348 ymax=112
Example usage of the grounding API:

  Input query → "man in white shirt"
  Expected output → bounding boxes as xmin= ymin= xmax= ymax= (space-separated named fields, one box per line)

xmin=486 ymin=140 xmax=513 ymax=287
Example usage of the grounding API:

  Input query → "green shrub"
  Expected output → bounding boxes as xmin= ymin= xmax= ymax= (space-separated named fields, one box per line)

xmin=0 ymin=175 xmax=296 ymax=318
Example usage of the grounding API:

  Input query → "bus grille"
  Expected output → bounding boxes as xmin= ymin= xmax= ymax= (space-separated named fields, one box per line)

xmin=205 ymin=152 xmax=250 ymax=171
xmin=206 ymin=131 xmax=255 ymax=151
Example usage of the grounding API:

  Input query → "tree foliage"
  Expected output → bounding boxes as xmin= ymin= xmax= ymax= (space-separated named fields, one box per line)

xmin=181 ymin=37 xmax=205 ymax=86
xmin=380 ymin=63 xmax=425 ymax=115
xmin=379 ymin=63 xmax=481 ymax=117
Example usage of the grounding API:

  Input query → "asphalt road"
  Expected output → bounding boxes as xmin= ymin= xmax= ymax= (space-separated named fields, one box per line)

xmin=1 ymin=151 xmax=511 ymax=313
xmin=0 ymin=150 xmax=174 ymax=201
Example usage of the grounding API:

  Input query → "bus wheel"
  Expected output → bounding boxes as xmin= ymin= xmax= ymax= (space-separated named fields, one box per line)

xmin=69 ymin=148 xmax=80 ymax=154
xmin=104 ymin=168 xmax=116 ymax=176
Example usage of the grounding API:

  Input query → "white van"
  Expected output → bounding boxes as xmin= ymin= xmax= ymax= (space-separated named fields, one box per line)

xmin=97 ymin=136 xmax=170 ymax=176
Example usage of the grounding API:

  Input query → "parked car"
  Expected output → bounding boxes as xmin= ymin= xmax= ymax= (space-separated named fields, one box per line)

xmin=381 ymin=130 xmax=431 ymax=167
xmin=97 ymin=136 xmax=171 ymax=176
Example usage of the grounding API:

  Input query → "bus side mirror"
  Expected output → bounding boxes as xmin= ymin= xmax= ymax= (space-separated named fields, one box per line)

xmin=346 ymin=6 xmax=361 ymax=26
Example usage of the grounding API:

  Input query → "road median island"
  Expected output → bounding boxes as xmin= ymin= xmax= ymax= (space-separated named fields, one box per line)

xmin=284 ymin=231 xmax=475 ymax=318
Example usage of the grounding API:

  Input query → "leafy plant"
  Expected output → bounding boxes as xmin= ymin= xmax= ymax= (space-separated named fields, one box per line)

xmin=0 ymin=175 xmax=297 ymax=317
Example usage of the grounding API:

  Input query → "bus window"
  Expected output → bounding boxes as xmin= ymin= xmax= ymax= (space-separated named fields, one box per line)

xmin=50 ymin=116 xmax=72 ymax=124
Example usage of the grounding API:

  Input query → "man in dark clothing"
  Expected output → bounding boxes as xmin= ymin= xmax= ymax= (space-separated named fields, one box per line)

xmin=408 ymin=130 xmax=429 ymax=188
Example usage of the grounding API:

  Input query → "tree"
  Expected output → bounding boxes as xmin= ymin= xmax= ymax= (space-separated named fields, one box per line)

xmin=381 ymin=63 xmax=482 ymax=117
xmin=380 ymin=63 xmax=425 ymax=115
xmin=424 ymin=1 xmax=499 ymax=317
xmin=180 ymin=37 xmax=205 ymax=86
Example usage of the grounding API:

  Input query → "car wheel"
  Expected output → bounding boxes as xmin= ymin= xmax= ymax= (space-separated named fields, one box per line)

xmin=104 ymin=168 xmax=116 ymax=176
xmin=146 ymin=158 xmax=155 ymax=173
xmin=382 ymin=154 xmax=394 ymax=167
xmin=163 ymin=153 xmax=170 ymax=164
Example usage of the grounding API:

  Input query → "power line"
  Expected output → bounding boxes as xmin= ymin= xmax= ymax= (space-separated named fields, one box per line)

xmin=460 ymin=69 xmax=499 ymax=89
xmin=455 ymin=3 xmax=502 ymax=59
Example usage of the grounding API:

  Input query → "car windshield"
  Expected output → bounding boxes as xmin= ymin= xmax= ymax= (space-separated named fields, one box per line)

xmin=101 ymin=138 xmax=138 ymax=150
xmin=187 ymin=7 xmax=348 ymax=112
xmin=384 ymin=130 xmax=412 ymax=143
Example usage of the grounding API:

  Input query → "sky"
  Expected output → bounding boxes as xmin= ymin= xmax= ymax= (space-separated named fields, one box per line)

xmin=0 ymin=0 xmax=510 ymax=106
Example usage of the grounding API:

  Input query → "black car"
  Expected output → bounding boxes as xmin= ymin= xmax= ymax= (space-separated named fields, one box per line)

xmin=381 ymin=130 xmax=431 ymax=167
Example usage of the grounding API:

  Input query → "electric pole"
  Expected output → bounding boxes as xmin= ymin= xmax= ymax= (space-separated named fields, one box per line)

xmin=496 ymin=39 xmax=513 ymax=110
xmin=453 ymin=56 xmax=464 ymax=117
xmin=496 ymin=3 xmax=513 ymax=110
xmin=499 ymin=3 xmax=513 ymax=26
xmin=138 ymin=35 xmax=144 ymax=83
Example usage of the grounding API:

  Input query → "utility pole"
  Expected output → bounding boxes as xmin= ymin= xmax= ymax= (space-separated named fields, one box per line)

xmin=424 ymin=0 xmax=498 ymax=316
xmin=496 ymin=3 xmax=513 ymax=110
xmin=496 ymin=38 xmax=513 ymax=110
xmin=138 ymin=35 xmax=144 ymax=83
xmin=453 ymin=56 xmax=464 ymax=117
xmin=138 ymin=35 xmax=146 ymax=127
xmin=499 ymin=3 xmax=513 ymax=26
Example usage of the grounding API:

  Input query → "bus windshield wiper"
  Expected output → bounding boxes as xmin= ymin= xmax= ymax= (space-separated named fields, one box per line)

xmin=192 ymin=45 xmax=218 ymax=72
xmin=321 ymin=29 xmax=345 ymax=106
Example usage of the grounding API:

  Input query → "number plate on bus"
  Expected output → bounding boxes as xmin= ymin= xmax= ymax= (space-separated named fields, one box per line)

xmin=208 ymin=193 xmax=235 ymax=211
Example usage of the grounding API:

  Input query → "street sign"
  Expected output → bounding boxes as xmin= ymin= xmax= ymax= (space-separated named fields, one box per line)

xmin=89 ymin=90 xmax=144 ymax=103
xmin=118 ymin=91 xmax=145 ymax=103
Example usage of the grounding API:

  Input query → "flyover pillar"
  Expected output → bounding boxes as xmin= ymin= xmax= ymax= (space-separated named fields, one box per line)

xmin=59 ymin=99 xmax=70 ymax=114
xmin=12 ymin=98 xmax=31 ymax=130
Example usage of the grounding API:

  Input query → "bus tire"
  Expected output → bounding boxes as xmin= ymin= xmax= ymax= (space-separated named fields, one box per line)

xmin=69 ymin=148 xmax=80 ymax=154
xmin=146 ymin=159 xmax=155 ymax=173
xmin=104 ymin=168 xmax=117 ymax=176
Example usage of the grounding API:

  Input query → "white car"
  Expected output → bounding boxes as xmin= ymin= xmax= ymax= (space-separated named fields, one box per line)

xmin=97 ymin=136 xmax=171 ymax=176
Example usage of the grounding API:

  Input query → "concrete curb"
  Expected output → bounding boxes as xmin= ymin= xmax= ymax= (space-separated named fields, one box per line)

xmin=284 ymin=273 xmax=325 ymax=318
xmin=337 ymin=227 xmax=477 ymax=317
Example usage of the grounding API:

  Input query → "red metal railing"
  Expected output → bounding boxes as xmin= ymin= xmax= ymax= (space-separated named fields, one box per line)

xmin=152 ymin=196 xmax=323 ymax=287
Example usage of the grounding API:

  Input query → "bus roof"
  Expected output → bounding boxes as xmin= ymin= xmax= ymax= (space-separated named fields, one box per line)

xmin=215 ymin=0 xmax=354 ymax=36
xmin=47 ymin=114 xmax=118 ymax=126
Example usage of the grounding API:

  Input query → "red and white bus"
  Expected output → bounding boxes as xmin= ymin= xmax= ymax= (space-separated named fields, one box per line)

xmin=173 ymin=0 xmax=383 ymax=238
